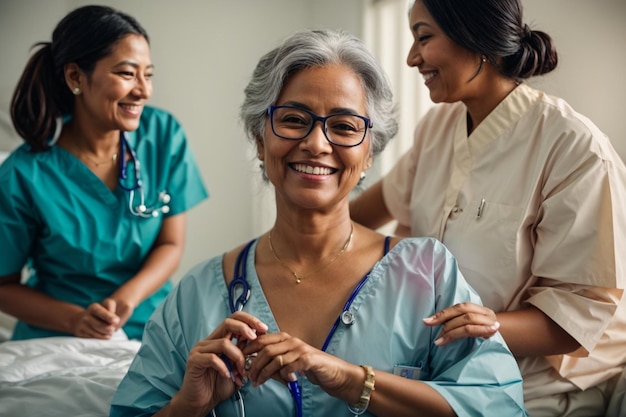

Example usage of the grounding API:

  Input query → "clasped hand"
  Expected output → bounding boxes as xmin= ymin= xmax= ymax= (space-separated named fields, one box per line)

xmin=177 ymin=312 xmax=359 ymax=413
xmin=73 ymin=297 xmax=134 ymax=339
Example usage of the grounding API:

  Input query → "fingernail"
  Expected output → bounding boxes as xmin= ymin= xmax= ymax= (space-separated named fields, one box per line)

xmin=491 ymin=321 xmax=501 ymax=331
xmin=423 ymin=316 xmax=434 ymax=322
xmin=287 ymin=372 xmax=297 ymax=382
xmin=434 ymin=337 xmax=444 ymax=346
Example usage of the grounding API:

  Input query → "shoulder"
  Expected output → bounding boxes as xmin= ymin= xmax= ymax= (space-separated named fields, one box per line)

xmin=390 ymin=236 xmax=450 ymax=255
xmin=411 ymin=103 xmax=464 ymax=148
xmin=222 ymin=239 xmax=259 ymax=285
xmin=419 ymin=102 xmax=465 ymax=129
xmin=175 ymin=254 xmax=225 ymax=295
xmin=383 ymin=237 xmax=456 ymax=276
xmin=510 ymin=84 xmax=624 ymax=174
xmin=0 ymin=144 xmax=34 ymax=165
xmin=0 ymin=145 xmax=43 ymax=182
xmin=138 ymin=106 xmax=185 ymax=136
xmin=524 ymin=85 xmax=611 ymax=151
xmin=136 ymin=106 xmax=188 ymax=149
xmin=139 ymin=105 xmax=181 ymax=125
xmin=376 ymin=237 xmax=478 ymax=301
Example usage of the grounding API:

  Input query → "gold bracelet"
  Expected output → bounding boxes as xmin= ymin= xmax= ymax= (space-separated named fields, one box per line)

xmin=347 ymin=365 xmax=375 ymax=415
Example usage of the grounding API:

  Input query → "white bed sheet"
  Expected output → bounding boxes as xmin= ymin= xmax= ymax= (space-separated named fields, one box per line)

xmin=0 ymin=311 xmax=16 ymax=343
xmin=0 ymin=334 xmax=140 ymax=417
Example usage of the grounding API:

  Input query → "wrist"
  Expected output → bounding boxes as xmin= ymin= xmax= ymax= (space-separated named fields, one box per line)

xmin=167 ymin=393 xmax=213 ymax=417
xmin=347 ymin=365 xmax=375 ymax=415
xmin=108 ymin=289 xmax=139 ymax=310
xmin=66 ymin=305 xmax=86 ymax=335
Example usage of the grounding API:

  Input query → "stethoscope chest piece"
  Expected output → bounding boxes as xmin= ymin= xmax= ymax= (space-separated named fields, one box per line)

xmin=340 ymin=309 xmax=356 ymax=326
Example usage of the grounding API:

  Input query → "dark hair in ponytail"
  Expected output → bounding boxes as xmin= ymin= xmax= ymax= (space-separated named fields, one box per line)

xmin=10 ymin=5 xmax=149 ymax=151
xmin=421 ymin=0 xmax=558 ymax=81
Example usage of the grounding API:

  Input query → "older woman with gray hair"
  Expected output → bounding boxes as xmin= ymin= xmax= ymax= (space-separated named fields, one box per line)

xmin=111 ymin=29 xmax=526 ymax=417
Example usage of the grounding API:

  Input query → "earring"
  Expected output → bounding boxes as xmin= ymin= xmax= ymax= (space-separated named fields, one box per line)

xmin=481 ymin=55 xmax=487 ymax=63
xmin=357 ymin=171 xmax=367 ymax=187
xmin=259 ymin=162 xmax=269 ymax=182
xmin=72 ymin=87 xmax=81 ymax=95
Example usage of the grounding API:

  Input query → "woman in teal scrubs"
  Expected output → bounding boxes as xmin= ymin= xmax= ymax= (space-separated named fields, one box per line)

xmin=0 ymin=5 xmax=208 ymax=340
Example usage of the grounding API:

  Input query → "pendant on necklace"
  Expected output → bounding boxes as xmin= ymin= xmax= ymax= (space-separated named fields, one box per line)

xmin=268 ymin=223 xmax=354 ymax=284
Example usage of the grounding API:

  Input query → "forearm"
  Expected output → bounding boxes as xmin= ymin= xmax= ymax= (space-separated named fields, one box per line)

xmin=110 ymin=240 xmax=182 ymax=307
xmin=497 ymin=306 xmax=580 ymax=357
xmin=366 ymin=372 xmax=454 ymax=417
xmin=329 ymin=364 xmax=454 ymax=417
xmin=0 ymin=283 xmax=83 ymax=333
xmin=152 ymin=395 xmax=213 ymax=417
xmin=111 ymin=213 xmax=186 ymax=307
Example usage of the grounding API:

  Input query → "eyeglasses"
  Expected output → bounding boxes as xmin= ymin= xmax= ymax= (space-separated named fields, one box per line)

xmin=267 ymin=105 xmax=372 ymax=147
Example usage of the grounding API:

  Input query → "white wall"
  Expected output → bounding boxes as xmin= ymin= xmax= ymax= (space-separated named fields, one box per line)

xmin=523 ymin=0 xmax=626 ymax=159
xmin=1 ymin=0 xmax=624 ymax=283
xmin=0 ymin=0 xmax=363 ymax=282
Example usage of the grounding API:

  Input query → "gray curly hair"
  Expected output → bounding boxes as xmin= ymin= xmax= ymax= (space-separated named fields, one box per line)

xmin=240 ymin=29 xmax=398 ymax=156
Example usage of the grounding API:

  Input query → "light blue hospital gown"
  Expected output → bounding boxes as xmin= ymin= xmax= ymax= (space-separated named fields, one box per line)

xmin=110 ymin=237 xmax=527 ymax=417
xmin=0 ymin=105 xmax=208 ymax=340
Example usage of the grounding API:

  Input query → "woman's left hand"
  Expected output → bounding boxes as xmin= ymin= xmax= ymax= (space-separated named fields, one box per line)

xmin=423 ymin=302 xmax=500 ymax=346
xmin=102 ymin=297 xmax=134 ymax=330
xmin=242 ymin=332 xmax=363 ymax=401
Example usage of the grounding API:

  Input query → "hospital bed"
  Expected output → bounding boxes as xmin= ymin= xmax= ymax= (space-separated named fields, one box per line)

xmin=0 ymin=313 xmax=140 ymax=417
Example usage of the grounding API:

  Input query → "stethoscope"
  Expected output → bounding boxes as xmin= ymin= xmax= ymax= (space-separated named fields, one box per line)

xmin=49 ymin=116 xmax=170 ymax=219
xmin=223 ymin=237 xmax=391 ymax=417
xmin=118 ymin=132 xmax=171 ymax=218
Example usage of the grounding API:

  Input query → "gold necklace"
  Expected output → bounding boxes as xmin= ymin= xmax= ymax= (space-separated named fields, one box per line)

xmin=80 ymin=152 xmax=118 ymax=167
xmin=66 ymin=136 xmax=118 ymax=167
xmin=268 ymin=222 xmax=354 ymax=284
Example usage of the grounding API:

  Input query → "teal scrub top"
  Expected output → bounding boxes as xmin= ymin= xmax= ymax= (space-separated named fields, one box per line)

xmin=0 ymin=105 xmax=208 ymax=340
xmin=111 ymin=238 xmax=527 ymax=417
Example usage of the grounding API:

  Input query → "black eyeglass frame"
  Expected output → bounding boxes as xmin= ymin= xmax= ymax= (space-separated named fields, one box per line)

xmin=267 ymin=105 xmax=372 ymax=148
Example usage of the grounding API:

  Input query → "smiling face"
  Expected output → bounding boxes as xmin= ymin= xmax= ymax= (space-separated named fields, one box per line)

xmin=68 ymin=34 xmax=153 ymax=134
xmin=407 ymin=0 xmax=483 ymax=104
xmin=257 ymin=64 xmax=373 ymax=211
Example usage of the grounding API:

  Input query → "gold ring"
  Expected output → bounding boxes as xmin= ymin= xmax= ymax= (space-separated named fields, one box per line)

xmin=277 ymin=355 xmax=284 ymax=367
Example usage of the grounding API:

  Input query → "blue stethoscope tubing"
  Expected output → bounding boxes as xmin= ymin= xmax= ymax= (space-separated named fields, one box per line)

xmin=117 ymin=132 xmax=170 ymax=217
xmin=118 ymin=131 xmax=142 ymax=192
xmin=225 ymin=236 xmax=391 ymax=417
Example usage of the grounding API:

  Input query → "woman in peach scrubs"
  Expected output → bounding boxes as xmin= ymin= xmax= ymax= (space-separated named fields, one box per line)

xmin=350 ymin=1 xmax=626 ymax=416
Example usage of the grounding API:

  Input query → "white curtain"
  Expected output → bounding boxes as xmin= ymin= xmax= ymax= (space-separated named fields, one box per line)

xmin=361 ymin=0 xmax=432 ymax=234
xmin=362 ymin=0 xmax=432 ymax=181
